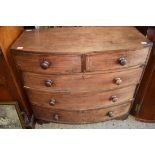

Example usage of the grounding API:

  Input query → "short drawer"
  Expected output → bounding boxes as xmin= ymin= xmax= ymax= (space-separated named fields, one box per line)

xmin=86 ymin=48 xmax=149 ymax=72
xmin=26 ymin=85 xmax=136 ymax=110
xmin=13 ymin=53 xmax=81 ymax=74
xmin=23 ymin=67 xmax=143 ymax=92
xmin=32 ymin=102 xmax=131 ymax=124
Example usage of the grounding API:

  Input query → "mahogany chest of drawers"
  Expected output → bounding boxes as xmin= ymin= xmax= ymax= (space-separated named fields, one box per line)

xmin=11 ymin=27 xmax=152 ymax=124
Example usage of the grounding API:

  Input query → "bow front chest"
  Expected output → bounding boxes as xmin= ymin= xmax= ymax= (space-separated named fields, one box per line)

xmin=11 ymin=27 xmax=152 ymax=124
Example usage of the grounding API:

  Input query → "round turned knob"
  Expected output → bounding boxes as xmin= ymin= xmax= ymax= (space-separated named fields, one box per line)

xmin=53 ymin=114 xmax=59 ymax=121
xmin=40 ymin=60 xmax=49 ymax=69
xmin=49 ymin=98 xmax=56 ymax=106
xmin=45 ymin=80 xmax=53 ymax=87
xmin=107 ymin=111 xmax=114 ymax=117
xmin=114 ymin=77 xmax=122 ymax=85
xmin=110 ymin=96 xmax=118 ymax=102
xmin=118 ymin=57 xmax=127 ymax=66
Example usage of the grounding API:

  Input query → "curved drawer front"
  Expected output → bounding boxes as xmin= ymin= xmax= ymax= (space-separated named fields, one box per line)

xmin=14 ymin=53 xmax=81 ymax=74
xmin=26 ymin=85 xmax=136 ymax=110
xmin=86 ymin=48 xmax=149 ymax=72
xmin=32 ymin=102 xmax=131 ymax=124
xmin=23 ymin=67 xmax=143 ymax=92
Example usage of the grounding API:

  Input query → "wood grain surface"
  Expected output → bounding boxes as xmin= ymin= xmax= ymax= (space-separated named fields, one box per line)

xmin=14 ymin=52 xmax=81 ymax=74
xmin=32 ymin=102 xmax=131 ymax=124
xmin=23 ymin=67 xmax=143 ymax=92
xmin=11 ymin=27 xmax=148 ymax=54
xmin=10 ymin=27 xmax=151 ymax=124
xmin=26 ymin=85 xmax=136 ymax=110
xmin=132 ymin=27 xmax=155 ymax=122
xmin=86 ymin=48 xmax=149 ymax=72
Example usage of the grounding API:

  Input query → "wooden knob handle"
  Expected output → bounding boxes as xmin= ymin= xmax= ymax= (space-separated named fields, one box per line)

xmin=107 ymin=111 xmax=114 ymax=117
xmin=114 ymin=78 xmax=122 ymax=85
xmin=118 ymin=57 xmax=127 ymax=66
xmin=49 ymin=98 xmax=56 ymax=106
xmin=110 ymin=96 xmax=118 ymax=102
xmin=45 ymin=80 xmax=53 ymax=87
xmin=40 ymin=60 xmax=49 ymax=69
xmin=53 ymin=114 xmax=59 ymax=121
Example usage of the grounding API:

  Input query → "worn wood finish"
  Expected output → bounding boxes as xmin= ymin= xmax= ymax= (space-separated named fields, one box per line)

xmin=14 ymin=52 xmax=81 ymax=74
xmin=11 ymin=27 xmax=151 ymax=124
xmin=14 ymin=48 xmax=148 ymax=74
xmin=132 ymin=27 xmax=155 ymax=122
xmin=26 ymin=85 xmax=136 ymax=110
xmin=11 ymin=27 xmax=147 ymax=54
xmin=86 ymin=48 xmax=149 ymax=72
xmin=23 ymin=67 xmax=143 ymax=92
xmin=32 ymin=102 xmax=131 ymax=124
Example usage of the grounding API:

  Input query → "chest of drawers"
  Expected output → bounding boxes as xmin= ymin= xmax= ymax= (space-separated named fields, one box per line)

xmin=11 ymin=27 xmax=152 ymax=124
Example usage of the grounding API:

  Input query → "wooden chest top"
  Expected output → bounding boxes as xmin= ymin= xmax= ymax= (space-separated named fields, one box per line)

xmin=11 ymin=27 xmax=148 ymax=54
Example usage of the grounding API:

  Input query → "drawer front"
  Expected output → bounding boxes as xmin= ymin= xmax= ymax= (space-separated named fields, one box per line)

xmin=86 ymin=48 xmax=149 ymax=72
xmin=23 ymin=67 xmax=143 ymax=92
xmin=32 ymin=102 xmax=131 ymax=124
xmin=14 ymin=53 xmax=81 ymax=74
xmin=27 ymin=85 xmax=136 ymax=110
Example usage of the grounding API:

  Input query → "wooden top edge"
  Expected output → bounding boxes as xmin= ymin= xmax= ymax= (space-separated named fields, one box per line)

xmin=10 ymin=46 xmax=150 ymax=55
xmin=11 ymin=26 xmax=149 ymax=54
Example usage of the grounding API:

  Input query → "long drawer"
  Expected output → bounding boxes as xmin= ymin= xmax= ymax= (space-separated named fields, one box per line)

xmin=86 ymin=48 xmax=149 ymax=72
xmin=13 ymin=53 xmax=82 ymax=74
xmin=26 ymin=85 xmax=136 ymax=110
xmin=23 ymin=67 xmax=143 ymax=92
xmin=32 ymin=102 xmax=131 ymax=124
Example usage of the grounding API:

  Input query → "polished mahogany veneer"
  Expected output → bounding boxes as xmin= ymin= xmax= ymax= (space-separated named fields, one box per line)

xmin=11 ymin=27 xmax=152 ymax=124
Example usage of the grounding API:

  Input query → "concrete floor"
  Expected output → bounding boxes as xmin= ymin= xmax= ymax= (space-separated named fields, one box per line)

xmin=36 ymin=115 xmax=155 ymax=129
